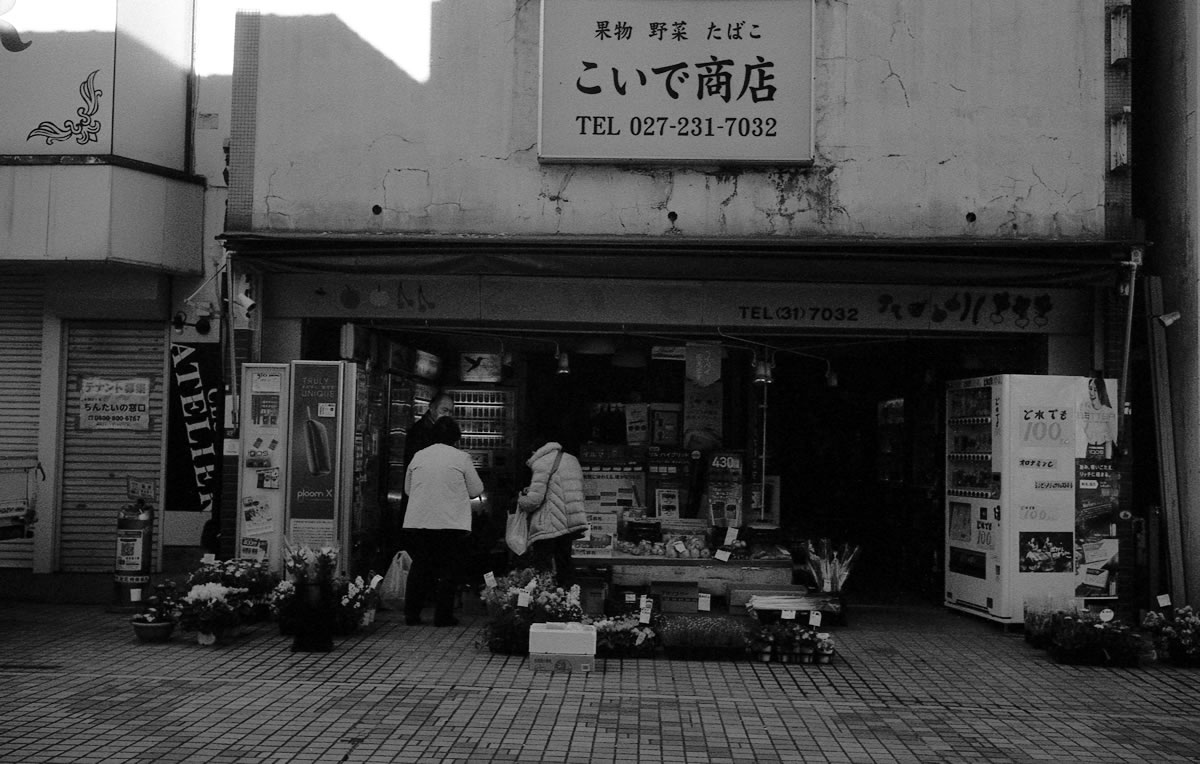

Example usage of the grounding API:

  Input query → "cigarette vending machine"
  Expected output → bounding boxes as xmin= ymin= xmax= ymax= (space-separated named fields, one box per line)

xmin=237 ymin=361 xmax=382 ymax=575
xmin=944 ymin=374 xmax=1118 ymax=624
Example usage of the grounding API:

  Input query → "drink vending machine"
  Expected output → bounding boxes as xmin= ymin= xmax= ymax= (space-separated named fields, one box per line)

xmin=236 ymin=361 xmax=383 ymax=575
xmin=944 ymin=374 xmax=1119 ymax=624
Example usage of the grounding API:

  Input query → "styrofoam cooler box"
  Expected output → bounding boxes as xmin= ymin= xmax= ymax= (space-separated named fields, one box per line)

xmin=529 ymin=653 xmax=595 ymax=673
xmin=528 ymin=622 xmax=597 ymax=655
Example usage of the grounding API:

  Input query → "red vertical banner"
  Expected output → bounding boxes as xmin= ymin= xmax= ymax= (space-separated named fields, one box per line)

xmin=287 ymin=363 xmax=343 ymax=548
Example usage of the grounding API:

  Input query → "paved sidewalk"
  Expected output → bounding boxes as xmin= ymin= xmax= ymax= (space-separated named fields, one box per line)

xmin=1 ymin=599 xmax=1198 ymax=764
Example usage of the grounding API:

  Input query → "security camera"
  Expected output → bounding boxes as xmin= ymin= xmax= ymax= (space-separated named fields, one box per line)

xmin=233 ymin=292 xmax=256 ymax=313
xmin=1156 ymin=310 xmax=1181 ymax=328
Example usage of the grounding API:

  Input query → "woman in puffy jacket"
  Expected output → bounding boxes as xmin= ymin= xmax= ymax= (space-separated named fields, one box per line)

xmin=518 ymin=438 xmax=587 ymax=586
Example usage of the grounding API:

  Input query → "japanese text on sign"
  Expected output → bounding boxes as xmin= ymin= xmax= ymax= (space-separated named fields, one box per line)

xmin=540 ymin=1 xmax=814 ymax=163
xmin=80 ymin=377 xmax=151 ymax=430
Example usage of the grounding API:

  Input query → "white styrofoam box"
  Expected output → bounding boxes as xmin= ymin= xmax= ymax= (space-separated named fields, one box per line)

xmin=529 ymin=653 xmax=594 ymax=673
xmin=528 ymin=622 xmax=597 ymax=655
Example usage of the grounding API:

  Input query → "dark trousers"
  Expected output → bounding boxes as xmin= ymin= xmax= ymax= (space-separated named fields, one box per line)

xmin=404 ymin=528 xmax=469 ymax=623
xmin=530 ymin=534 xmax=577 ymax=588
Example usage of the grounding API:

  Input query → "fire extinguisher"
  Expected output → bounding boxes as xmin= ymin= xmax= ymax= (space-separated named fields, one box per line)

xmin=113 ymin=498 xmax=154 ymax=611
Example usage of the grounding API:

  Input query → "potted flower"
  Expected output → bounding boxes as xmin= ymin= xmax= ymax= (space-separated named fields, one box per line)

xmin=130 ymin=581 xmax=182 ymax=643
xmin=1141 ymin=606 xmax=1200 ymax=667
xmin=478 ymin=568 xmax=584 ymax=655
xmin=591 ymin=615 xmax=657 ymax=659
xmin=186 ymin=558 xmax=279 ymax=625
xmin=179 ymin=582 xmax=248 ymax=645
xmin=657 ymin=615 xmax=755 ymax=661
xmin=814 ymin=632 xmax=836 ymax=664
xmin=1049 ymin=612 xmax=1142 ymax=667
xmin=283 ymin=541 xmax=339 ymax=653
xmin=268 ymin=580 xmax=299 ymax=635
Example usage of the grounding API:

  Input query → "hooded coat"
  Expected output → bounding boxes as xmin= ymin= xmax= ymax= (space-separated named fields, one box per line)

xmin=518 ymin=442 xmax=587 ymax=544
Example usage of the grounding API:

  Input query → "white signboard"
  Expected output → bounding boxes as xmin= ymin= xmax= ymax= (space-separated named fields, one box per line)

xmin=79 ymin=377 xmax=151 ymax=430
xmin=540 ymin=0 xmax=814 ymax=163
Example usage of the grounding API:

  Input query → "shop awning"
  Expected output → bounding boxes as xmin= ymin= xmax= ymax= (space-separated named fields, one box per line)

xmin=219 ymin=232 xmax=1136 ymax=287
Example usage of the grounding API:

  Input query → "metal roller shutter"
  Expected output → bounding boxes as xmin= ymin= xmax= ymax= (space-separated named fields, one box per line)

xmin=0 ymin=272 xmax=45 ymax=458
xmin=59 ymin=323 xmax=166 ymax=573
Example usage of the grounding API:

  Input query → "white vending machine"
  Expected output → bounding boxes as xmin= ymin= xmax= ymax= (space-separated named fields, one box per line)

xmin=944 ymin=374 xmax=1119 ymax=623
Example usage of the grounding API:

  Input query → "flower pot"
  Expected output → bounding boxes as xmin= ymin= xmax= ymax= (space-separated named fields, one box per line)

xmin=132 ymin=621 xmax=174 ymax=643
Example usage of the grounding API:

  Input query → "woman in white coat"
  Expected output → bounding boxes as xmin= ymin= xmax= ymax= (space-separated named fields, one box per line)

xmin=518 ymin=438 xmax=587 ymax=586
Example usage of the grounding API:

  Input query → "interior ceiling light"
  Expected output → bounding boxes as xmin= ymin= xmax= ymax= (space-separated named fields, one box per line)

xmin=556 ymin=345 xmax=570 ymax=375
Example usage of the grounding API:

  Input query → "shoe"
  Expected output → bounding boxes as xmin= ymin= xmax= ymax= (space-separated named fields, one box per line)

xmin=404 ymin=615 xmax=423 ymax=626
xmin=433 ymin=616 xmax=459 ymax=627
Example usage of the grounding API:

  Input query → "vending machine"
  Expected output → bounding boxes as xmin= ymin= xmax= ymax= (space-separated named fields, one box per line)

xmin=237 ymin=361 xmax=383 ymax=575
xmin=944 ymin=374 xmax=1119 ymax=623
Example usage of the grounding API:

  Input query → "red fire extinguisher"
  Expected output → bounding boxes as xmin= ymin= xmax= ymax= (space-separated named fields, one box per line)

xmin=113 ymin=498 xmax=153 ymax=610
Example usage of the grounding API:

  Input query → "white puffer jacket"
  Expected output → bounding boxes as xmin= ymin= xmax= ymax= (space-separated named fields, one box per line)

xmin=518 ymin=442 xmax=588 ymax=544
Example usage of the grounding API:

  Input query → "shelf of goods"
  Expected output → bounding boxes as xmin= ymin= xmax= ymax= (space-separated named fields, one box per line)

xmin=577 ymin=554 xmax=793 ymax=592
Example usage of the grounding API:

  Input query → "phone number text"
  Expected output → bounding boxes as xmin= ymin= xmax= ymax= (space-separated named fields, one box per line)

xmin=576 ymin=115 xmax=778 ymax=137
xmin=738 ymin=306 xmax=861 ymax=322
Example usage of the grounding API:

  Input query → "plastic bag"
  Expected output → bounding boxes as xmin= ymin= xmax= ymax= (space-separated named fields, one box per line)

xmin=506 ymin=509 xmax=530 ymax=556
xmin=380 ymin=550 xmax=412 ymax=610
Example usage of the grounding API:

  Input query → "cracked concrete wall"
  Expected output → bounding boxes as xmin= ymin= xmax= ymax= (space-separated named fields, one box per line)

xmin=246 ymin=0 xmax=1106 ymax=239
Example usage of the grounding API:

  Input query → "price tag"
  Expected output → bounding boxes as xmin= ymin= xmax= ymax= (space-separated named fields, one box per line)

xmin=674 ymin=541 xmax=687 ymax=554
xmin=724 ymin=527 xmax=739 ymax=546
xmin=1099 ymin=608 xmax=1115 ymax=623
xmin=517 ymin=591 xmax=531 ymax=608
xmin=781 ymin=609 xmax=796 ymax=620
xmin=201 ymin=553 xmax=217 ymax=564
xmin=639 ymin=601 xmax=653 ymax=624
xmin=1157 ymin=593 xmax=1172 ymax=608
xmin=697 ymin=593 xmax=711 ymax=612
xmin=370 ymin=574 xmax=384 ymax=589
xmin=484 ymin=571 xmax=497 ymax=589
xmin=639 ymin=595 xmax=650 ymax=610
xmin=129 ymin=588 xmax=143 ymax=603
xmin=809 ymin=611 xmax=822 ymax=627
xmin=714 ymin=549 xmax=731 ymax=562
xmin=625 ymin=591 xmax=637 ymax=605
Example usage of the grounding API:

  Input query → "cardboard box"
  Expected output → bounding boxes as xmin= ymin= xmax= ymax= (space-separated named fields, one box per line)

xmin=528 ymin=622 xmax=597 ymax=655
xmin=650 ymin=580 xmax=700 ymax=614
xmin=529 ymin=653 xmax=595 ymax=673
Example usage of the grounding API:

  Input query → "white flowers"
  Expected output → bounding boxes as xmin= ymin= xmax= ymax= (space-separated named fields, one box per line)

xmin=185 ymin=582 xmax=248 ymax=604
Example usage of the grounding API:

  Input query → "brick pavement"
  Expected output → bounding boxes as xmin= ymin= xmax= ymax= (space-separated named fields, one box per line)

xmin=1 ymin=599 xmax=1198 ymax=763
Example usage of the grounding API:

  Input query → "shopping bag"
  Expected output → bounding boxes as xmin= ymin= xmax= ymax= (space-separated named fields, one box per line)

xmin=379 ymin=550 xmax=412 ymax=610
xmin=505 ymin=509 xmax=530 ymax=556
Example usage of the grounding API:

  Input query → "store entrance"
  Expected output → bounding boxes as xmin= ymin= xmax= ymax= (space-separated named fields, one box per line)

xmin=300 ymin=321 xmax=1049 ymax=607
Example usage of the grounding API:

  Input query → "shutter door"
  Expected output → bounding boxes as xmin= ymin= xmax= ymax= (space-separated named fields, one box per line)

xmin=0 ymin=272 xmax=45 ymax=458
xmin=59 ymin=323 xmax=166 ymax=572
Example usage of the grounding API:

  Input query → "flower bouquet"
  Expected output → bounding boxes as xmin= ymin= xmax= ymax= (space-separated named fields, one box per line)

xmin=1142 ymin=606 xmax=1200 ymax=667
xmin=591 ymin=615 xmax=657 ymax=659
xmin=268 ymin=580 xmax=299 ymax=635
xmin=478 ymin=568 xmax=583 ymax=655
xmin=331 ymin=575 xmax=375 ymax=636
xmin=179 ymin=582 xmax=248 ymax=645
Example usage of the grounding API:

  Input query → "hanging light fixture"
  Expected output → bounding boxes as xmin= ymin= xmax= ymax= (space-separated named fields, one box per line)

xmin=753 ymin=349 xmax=773 ymax=385
xmin=556 ymin=344 xmax=570 ymax=375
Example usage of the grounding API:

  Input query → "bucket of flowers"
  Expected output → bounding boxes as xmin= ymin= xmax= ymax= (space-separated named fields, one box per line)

xmin=268 ymin=580 xmax=299 ymax=635
xmin=130 ymin=581 xmax=182 ymax=643
xmin=478 ymin=568 xmax=583 ymax=655
xmin=282 ymin=540 xmax=340 ymax=653
xmin=1049 ymin=611 xmax=1143 ymax=667
xmin=1142 ymin=605 xmax=1200 ymax=667
xmin=330 ymin=575 xmax=374 ymax=636
xmin=179 ymin=582 xmax=249 ymax=646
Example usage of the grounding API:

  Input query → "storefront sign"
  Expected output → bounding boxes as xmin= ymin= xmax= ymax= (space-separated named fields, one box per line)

xmin=540 ymin=0 xmax=814 ymax=163
xmin=79 ymin=377 xmax=150 ymax=430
